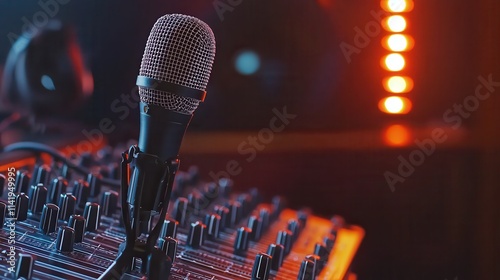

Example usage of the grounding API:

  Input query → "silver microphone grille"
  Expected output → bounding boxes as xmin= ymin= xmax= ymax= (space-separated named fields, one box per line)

xmin=138 ymin=14 xmax=216 ymax=114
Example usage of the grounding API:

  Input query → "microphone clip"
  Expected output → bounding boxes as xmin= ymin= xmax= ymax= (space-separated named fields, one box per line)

xmin=99 ymin=145 xmax=179 ymax=280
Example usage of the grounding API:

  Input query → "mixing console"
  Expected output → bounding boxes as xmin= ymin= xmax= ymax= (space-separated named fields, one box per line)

xmin=0 ymin=142 xmax=363 ymax=279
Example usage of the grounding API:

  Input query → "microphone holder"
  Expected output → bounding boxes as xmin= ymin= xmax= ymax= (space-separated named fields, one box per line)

xmin=99 ymin=145 xmax=178 ymax=280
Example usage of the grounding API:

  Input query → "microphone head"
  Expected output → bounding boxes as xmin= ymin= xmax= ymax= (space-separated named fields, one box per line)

xmin=138 ymin=14 xmax=216 ymax=115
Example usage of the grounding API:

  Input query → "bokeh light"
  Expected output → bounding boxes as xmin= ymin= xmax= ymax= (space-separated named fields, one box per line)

xmin=379 ymin=96 xmax=412 ymax=114
xmin=382 ymin=53 xmax=406 ymax=71
xmin=383 ymin=76 xmax=414 ymax=93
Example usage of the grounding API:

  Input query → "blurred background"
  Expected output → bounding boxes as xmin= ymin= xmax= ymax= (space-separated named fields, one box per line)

xmin=0 ymin=0 xmax=498 ymax=279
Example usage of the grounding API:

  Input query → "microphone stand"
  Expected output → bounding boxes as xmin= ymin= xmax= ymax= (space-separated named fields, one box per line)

xmin=98 ymin=145 xmax=178 ymax=280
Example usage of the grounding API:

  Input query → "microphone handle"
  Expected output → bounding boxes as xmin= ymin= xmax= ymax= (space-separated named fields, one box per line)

xmin=138 ymin=102 xmax=192 ymax=162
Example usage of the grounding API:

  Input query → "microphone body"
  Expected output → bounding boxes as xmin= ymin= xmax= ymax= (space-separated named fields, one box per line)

xmin=138 ymin=103 xmax=192 ymax=162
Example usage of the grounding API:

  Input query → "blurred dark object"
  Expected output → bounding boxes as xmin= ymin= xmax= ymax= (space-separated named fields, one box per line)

xmin=0 ymin=20 xmax=92 ymax=118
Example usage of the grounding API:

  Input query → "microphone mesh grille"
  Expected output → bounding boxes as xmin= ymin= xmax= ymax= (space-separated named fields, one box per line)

xmin=138 ymin=14 xmax=216 ymax=114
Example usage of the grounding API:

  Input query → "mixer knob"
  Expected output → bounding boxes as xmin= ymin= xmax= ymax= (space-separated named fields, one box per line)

xmin=305 ymin=254 xmax=321 ymax=276
xmin=15 ymin=193 xmax=29 ymax=221
xmin=86 ymin=172 xmax=102 ymax=197
xmin=237 ymin=193 xmax=251 ymax=216
xmin=259 ymin=208 xmax=270 ymax=230
xmin=251 ymin=253 xmax=272 ymax=280
xmin=161 ymin=218 xmax=179 ymax=239
xmin=234 ymin=226 xmax=251 ymax=255
xmin=324 ymin=234 xmax=336 ymax=252
xmin=31 ymin=164 xmax=50 ymax=187
xmin=40 ymin=203 xmax=59 ymax=234
xmin=214 ymin=205 xmax=229 ymax=230
xmin=247 ymin=215 xmax=263 ymax=241
xmin=48 ymin=177 xmax=68 ymax=204
xmin=172 ymin=197 xmax=188 ymax=227
xmin=226 ymin=200 xmax=242 ymax=227
xmin=68 ymin=214 xmax=86 ymax=243
xmin=287 ymin=219 xmax=301 ymax=243
xmin=313 ymin=243 xmax=329 ymax=270
xmin=297 ymin=259 xmax=316 ymax=280
xmin=15 ymin=170 xmax=30 ymax=194
xmin=297 ymin=208 xmax=311 ymax=229
xmin=83 ymin=202 xmax=101 ymax=232
xmin=15 ymin=253 xmax=34 ymax=280
xmin=0 ymin=174 xmax=5 ymax=196
xmin=29 ymin=183 xmax=47 ymax=214
xmin=72 ymin=179 xmax=90 ymax=209
xmin=218 ymin=178 xmax=233 ymax=198
xmin=159 ymin=236 xmax=178 ymax=263
xmin=56 ymin=226 xmax=75 ymax=252
xmin=0 ymin=202 xmax=6 ymax=228
xmin=187 ymin=191 xmax=203 ymax=215
xmin=203 ymin=182 xmax=218 ymax=202
xmin=266 ymin=243 xmax=285 ymax=271
xmin=271 ymin=195 xmax=286 ymax=219
xmin=276 ymin=230 xmax=293 ymax=256
xmin=187 ymin=221 xmax=206 ymax=249
xmin=58 ymin=193 xmax=76 ymax=221
xmin=101 ymin=191 xmax=118 ymax=216
xmin=204 ymin=213 xmax=221 ymax=239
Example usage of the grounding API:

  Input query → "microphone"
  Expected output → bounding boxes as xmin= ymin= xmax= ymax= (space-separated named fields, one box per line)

xmin=99 ymin=14 xmax=215 ymax=280
xmin=137 ymin=13 xmax=216 ymax=162
xmin=127 ymin=14 xmax=216 ymax=227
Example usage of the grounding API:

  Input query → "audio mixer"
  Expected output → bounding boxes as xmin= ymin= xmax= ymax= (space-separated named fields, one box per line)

xmin=0 ymin=141 xmax=364 ymax=279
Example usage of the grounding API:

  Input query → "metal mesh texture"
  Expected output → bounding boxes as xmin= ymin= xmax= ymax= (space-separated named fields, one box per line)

xmin=138 ymin=14 xmax=216 ymax=115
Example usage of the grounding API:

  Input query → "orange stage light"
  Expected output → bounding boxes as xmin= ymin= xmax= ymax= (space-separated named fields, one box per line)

xmin=378 ymin=96 xmax=412 ymax=114
xmin=382 ymin=34 xmax=414 ymax=52
xmin=381 ymin=53 xmax=406 ymax=71
xmin=381 ymin=0 xmax=414 ymax=13
xmin=383 ymin=76 xmax=414 ymax=93
xmin=382 ymin=15 xmax=407 ymax=32
xmin=383 ymin=124 xmax=412 ymax=146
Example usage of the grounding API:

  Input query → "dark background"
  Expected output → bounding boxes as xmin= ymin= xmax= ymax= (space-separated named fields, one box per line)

xmin=0 ymin=0 xmax=499 ymax=279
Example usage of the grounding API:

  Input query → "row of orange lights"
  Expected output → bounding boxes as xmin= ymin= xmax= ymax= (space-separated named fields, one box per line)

xmin=379 ymin=0 xmax=414 ymax=114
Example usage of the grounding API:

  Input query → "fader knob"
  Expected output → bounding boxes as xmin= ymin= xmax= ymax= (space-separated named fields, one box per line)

xmin=40 ymin=203 xmax=59 ymax=234
xmin=68 ymin=214 xmax=86 ymax=242
xmin=172 ymin=197 xmax=188 ymax=226
xmin=86 ymin=172 xmax=102 ymax=198
xmin=48 ymin=177 xmax=68 ymax=204
xmin=161 ymin=218 xmax=179 ymax=239
xmin=72 ymin=179 xmax=90 ymax=209
xmin=15 ymin=170 xmax=30 ymax=194
xmin=83 ymin=202 xmax=101 ymax=232
xmin=58 ymin=193 xmax=76 ymax=221
xmin=204 ymin=213 xmax=221 ymax=239
xmin=187 ymin=221 xmax=206 ymax=249
xmin=234 ymin=226 xmax=251 ymax=255
xmin=214 ymin=205 xmax=229 ymax=230
xmin=266 ymin=243 xmax=285 ymax=271
xmin=159 ymin=236 xmax=178 ymax=262
xmin=0 ymin=174 xmax=5 ymax=196
xmin=276 ymin=230 xmax=293 ymax=256
xmin=0 ymin=202 xmax=6 ymax=228
xmin=297 ymin=259 xmax=316 ymax=280
xmin=247 ymin=215 xmax=263 ymax=241
xmin=15 ymin=193 xmax=29 ymax=221
xmin=101 ymin=191 xmax=118 ymax=216
xmin=56 ymin=226 xmax=75 ymax=252
xmin=29 ymin=183 xmax=47 ymax=214
xmin=251 ymin=253 xmax=272 ymax=280
xmin=15 ymin=253 xmax=34 ymax=280
xmin=31 ymin=164 xmax=50 ymax=187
